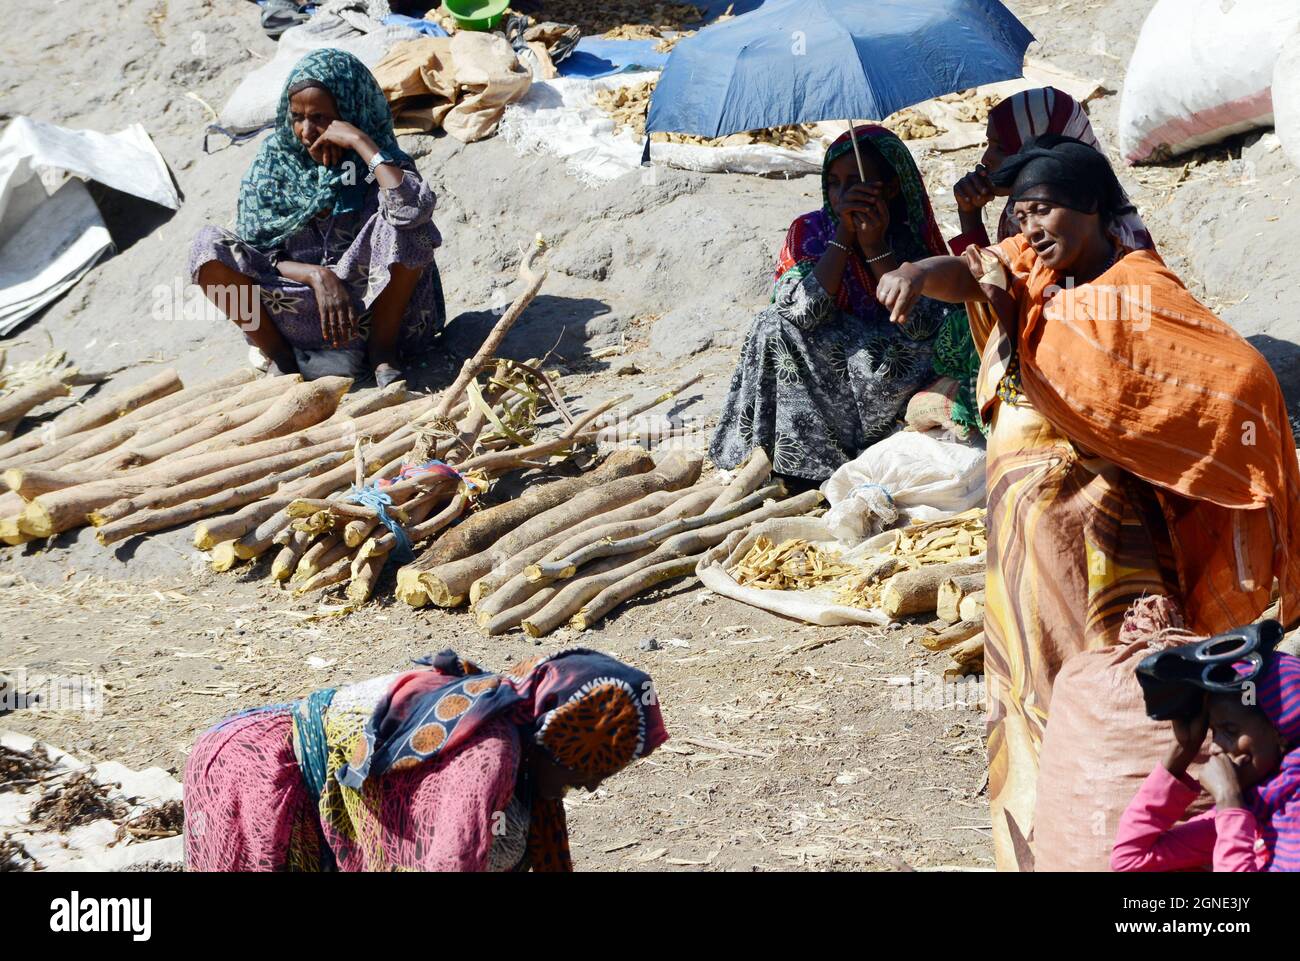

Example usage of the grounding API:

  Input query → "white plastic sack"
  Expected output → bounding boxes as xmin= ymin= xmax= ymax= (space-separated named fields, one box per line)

xmin=1118 ymin=0 xmax=1300 ymax=164
xmin=1275 ymin=32 xmax=1300 ymax=170
xmin=218 ymin=18 xmax=421 ymax=135
xmin=820 ymin=430 xmax=986 ymax=544
xmin=498 ymin=72 xmax=822 ymax=185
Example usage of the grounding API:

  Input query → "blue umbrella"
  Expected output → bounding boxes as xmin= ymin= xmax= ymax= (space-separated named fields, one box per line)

xmin=647 ymin=0 xmax=1033 ymax=154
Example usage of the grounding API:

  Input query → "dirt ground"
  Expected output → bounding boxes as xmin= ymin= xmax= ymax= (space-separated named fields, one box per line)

xmin=1 ymin=0 xmax=1295 ymax=871
xmin=0 ymin=563 xmax=990 ymax=871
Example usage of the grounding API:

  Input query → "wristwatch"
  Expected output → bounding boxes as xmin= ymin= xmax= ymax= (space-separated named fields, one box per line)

xmin=367 ymin=151 xmax=391 ymax=174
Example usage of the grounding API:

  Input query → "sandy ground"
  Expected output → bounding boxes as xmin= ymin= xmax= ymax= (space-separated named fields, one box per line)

xmin=1 ymin=0 xmax=1296 ymax=870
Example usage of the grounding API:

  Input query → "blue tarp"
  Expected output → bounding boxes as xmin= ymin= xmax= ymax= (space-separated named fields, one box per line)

xmin=560 ymin=39 xmax=668 ymax=79
xmin=556 ymin=0 xmax=768 ymax=79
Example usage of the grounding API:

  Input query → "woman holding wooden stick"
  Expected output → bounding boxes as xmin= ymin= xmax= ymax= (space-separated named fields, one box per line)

xmin=184 ymin=648 xmax=667 ymax=872
xmin=190 ymin=49 xmax=443 ymax=388
xmin=874 ymin=133 xmax=1300 ymax=870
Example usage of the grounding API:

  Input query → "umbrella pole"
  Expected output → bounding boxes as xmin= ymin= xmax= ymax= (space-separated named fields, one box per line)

xmin=844 ymin=119 xmax=867 ymax=233
xmin=845 ymin=118 xmax=867 ymax=181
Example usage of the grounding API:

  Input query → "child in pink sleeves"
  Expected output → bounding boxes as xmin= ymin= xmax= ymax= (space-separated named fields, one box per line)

xmin=1112 ymin=651 xmax=1300 ymax=872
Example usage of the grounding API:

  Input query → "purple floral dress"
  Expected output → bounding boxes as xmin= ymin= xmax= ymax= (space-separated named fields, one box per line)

xmin=189 ymin=167 xmax=444 ymax=359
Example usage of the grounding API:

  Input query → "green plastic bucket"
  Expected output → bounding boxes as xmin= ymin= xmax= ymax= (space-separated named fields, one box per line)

xmin=444 ymin=0 xmax=509 ymax=31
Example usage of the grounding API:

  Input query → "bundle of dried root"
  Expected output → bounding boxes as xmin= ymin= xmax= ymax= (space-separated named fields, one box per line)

xmin=30 ymin=772 xmax=128 ymax=831
xmin=538 ymin=0 xmax=704 ymax=37
xmin=113 ymin=799 xmax=184 ymax=845
xmin=883 ymin=109 xmax=943 ymax=141
xmin=731 ymin=536 xmax=855 ymax=592
xmin=874 ymin=508 xmax=986 ymax=563
xmin=652 ymin=3 xmax=733 ymax=51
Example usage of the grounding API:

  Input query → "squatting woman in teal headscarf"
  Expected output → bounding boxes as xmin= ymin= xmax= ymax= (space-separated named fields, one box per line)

xmin=189 ymin=49 xmax=443 ymax=387
xmin=710 ymin=125 xmax=980 ymax=485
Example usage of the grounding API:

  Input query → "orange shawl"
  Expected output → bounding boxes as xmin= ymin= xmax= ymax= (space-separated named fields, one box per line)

xmin=978 ymin=234 xmax=1300 ymax=634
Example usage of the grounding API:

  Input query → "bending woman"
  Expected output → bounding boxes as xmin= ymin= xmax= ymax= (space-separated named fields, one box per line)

xmin=875 ymin=134 xmax=1300 ymax=870
xmin=184 ymin=648 xmax=667 ymax=871
xmin=190 ymin=49 xmax=443 ymax=387
xmin=709 ymin=125 xmax=980 ymax=483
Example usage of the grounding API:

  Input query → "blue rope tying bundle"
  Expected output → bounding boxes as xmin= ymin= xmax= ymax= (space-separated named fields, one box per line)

xmin=346 ymin=484 xmax=413 ymax=562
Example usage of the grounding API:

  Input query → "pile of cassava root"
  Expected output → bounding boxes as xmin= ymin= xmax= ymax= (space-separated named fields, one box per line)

xmin=396 ymin=447 xmax=820 ymax=636
xmin=0 ymin=239 xmax=745 ymax=611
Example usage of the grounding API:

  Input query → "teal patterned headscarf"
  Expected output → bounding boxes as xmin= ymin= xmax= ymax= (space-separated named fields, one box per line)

xmin=235 ymin=48 xmax=413 ymax=251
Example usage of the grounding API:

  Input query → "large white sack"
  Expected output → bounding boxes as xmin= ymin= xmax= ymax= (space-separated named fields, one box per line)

xmin=1275 ymin=32 xmax=1300 ymax=169
xmin=1118 ymin=0 xmax=1300 ymax=164
xmin=218 ymin=19 xmax=421 ymax=135
xmin=820 ymin=430 xmax=986 ymax=544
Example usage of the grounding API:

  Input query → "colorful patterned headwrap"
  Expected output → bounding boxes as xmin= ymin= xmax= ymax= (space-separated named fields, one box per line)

xmin=339 ymin=648 xmax=667 ymax=789
xmin=774 ymin=124 xmax=948 ymax=320
xmin=1240 ymin=651 xmax=1300 ymax=871
xmin=327 ymin=647 xmax=667 ymax=871
xmin=987 ymin=86 xmax=1152 ymax=251
xmin=235 ymin=48 xmax=413 ymax=251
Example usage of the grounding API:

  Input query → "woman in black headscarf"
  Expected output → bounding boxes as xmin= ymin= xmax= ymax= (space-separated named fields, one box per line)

xmin=873 ymin=134 xmax=1300 ymax=871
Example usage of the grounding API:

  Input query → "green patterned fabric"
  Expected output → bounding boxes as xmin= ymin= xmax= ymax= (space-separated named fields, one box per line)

xmin=933 ymin=313 xmax=984 ymax=436
xmin=235 ymin=48 xmax=412 ymax=251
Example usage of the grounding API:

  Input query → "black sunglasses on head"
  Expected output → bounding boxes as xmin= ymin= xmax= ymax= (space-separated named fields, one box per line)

xmin=1135 ymin=620 xmax=1282 ymax=721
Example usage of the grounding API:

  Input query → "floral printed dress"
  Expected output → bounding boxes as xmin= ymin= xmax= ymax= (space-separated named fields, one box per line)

xmin=710 ymin=124 xmax=979 ymax=483
xmin=709 ymin=268 xmax=952 ymax=482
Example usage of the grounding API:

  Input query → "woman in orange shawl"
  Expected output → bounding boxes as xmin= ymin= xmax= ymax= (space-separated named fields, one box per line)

xmin=875 ymin=134 xmax=1300 ymax=870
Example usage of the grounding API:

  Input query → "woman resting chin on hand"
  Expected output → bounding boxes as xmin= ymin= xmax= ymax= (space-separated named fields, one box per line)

xmin=189 ymin=48 xmax=445 ymax=387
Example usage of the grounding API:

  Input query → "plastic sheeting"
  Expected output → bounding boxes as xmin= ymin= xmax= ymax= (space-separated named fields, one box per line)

xmin=698 ymin=430 xmax=986 ymax=626
xmin=498 ymin=71 xmax=823 ymax=184
xmin=0 ymin=730 xmax=183 ymax=872
xmin=821 ymin=430 xmax=986 ymax=542
xmin=1118 ymin=0 xmax=1300 ymax=163
xmin=0 ymin=118 xmax=178 ymax=337
xmin=217 ymin=12 xmax=422 ymax=136
xmin=698 ymin=516 xmax=912 ymax=627
xmin=559 ymin=38 xmax=669 ymax=79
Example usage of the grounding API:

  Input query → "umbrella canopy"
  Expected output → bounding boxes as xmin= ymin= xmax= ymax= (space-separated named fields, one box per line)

xmin=646 ymin=0 xmax=1034 ymax=138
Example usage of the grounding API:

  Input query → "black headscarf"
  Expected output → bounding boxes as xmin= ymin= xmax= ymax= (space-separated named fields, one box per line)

xmin=989 ymin=133 xmax=1135 ymax=221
